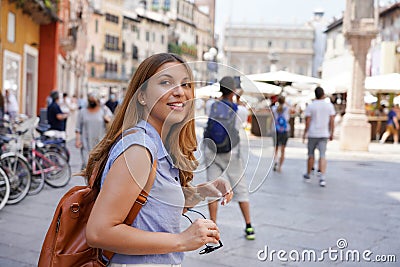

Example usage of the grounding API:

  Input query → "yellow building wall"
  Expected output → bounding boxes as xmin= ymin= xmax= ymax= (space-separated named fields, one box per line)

xmin=0 ymin=1 xmax=39 ymax=96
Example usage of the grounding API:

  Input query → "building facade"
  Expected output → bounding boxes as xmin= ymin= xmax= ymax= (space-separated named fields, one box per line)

xmin=321 ymin=18 xmax=354 ymax=93
xmin=1 ymin=0 xmax=59 ymax=116
xmin=223 ymin=23 xmax=314 ymax=76
xmin=85 ymin=0 xmax=212 ymax=96
xmin=0 ymin=0 xmax=214 ymax=118
xmin=321 ymin=2 xmax=400 ymax=93
xmin=58 ymin=0 xmax=90 ymax=99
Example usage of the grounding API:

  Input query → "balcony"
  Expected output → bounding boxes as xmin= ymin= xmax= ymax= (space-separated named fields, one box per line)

xmin=168 ymin=42 xmax=197 ymax=58
xmin=104 ymin=45 xmax=120 ymax=52
xmin=59 ymin=35 xmax=76 ymax=51
xmin=100 ymin=72 xmax=131 ymax=82
xmin=88 ymin=55 xmax=105 ymax=64
xmin=9 ymin=0 xmax=60 ymax=25
xmin=59 ymin=27 xmax=77 ymax=52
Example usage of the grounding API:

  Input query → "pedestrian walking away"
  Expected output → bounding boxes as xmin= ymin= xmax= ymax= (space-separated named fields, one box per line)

xmin=379 ymin=106 xmax=399 ymax=144
xmin=271 ymin=95 xmax=290 ymax=173
xmin=302 ymin=86 xmax=335 ymax=187
xmin=83 ymin=53 xmax=233 ymax=266
xmin=203 ymin=76 xmax=255 ymax=240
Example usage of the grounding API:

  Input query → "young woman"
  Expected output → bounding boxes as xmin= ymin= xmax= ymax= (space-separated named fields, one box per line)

xmin=272 ymin=95 xmax=290 ymax=173
xmin=85 ymin=53 xmax=233 ymax=266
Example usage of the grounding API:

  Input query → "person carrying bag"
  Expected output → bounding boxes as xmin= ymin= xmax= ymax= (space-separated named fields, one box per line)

xmin=38 ymin=129 xmax=157 ymax=267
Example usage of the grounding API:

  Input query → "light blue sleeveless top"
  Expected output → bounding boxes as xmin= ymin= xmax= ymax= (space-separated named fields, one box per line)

xmin=100 ymin=120 xmax=185 ymax=264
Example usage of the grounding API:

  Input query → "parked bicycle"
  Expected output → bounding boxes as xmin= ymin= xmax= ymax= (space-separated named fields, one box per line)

xmin=0 ymin=134 xmax=32 ymax=204
xmin=14 ymin=117 xmax=71 ymax=191
xmin=1 ymin=116 xmax=71 ymax=200
xmin=35 ymin=123 xmax=70 ymax=162
xmin=0 ymin=166 xmax=10 ymax=210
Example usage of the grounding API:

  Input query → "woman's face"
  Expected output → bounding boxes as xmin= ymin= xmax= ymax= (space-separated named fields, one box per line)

xmin=87 ymin=96 xmax=99 ymax=108
xmin=140 ymin=62 xmax=193 ymax=132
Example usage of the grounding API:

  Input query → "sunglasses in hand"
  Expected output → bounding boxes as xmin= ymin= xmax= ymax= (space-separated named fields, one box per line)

xmin=182 ymin=208 xmax=223 ymax=255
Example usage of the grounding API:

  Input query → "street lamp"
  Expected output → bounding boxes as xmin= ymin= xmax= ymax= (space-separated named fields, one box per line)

xmin=204 ymin=47 xmax=219 ymax=84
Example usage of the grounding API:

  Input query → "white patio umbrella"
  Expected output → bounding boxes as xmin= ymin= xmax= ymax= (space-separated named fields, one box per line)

xmin=246 ymin=70 xmax=323 ymax=87
xmin=240 ymin=78 xmax=281 ymax=95
xmin=365 ymin=73 xmax=400 ymax=93
xmin=394 ymin=95 xmax=400 ymax=105
xmin=195 ymin=83 xmax=221 ymax=98
xmin=364 ymin=92 xmax=378 ymax=104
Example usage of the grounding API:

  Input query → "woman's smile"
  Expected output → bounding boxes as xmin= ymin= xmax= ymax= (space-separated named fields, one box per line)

xmin=167 ymin=101 xmax=185 ymax=111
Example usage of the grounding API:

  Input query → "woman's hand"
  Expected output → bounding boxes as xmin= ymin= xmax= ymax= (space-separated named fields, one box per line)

xmin=178 ymin=218 xmax=220 ymax=251
xmin=197 ymin=177 xmax=233 ymax=206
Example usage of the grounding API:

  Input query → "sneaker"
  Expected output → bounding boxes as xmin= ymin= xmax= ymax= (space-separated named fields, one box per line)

xmin=245 ymin=227 xmax=255 ymax=240
xmin=273 ymin=162 xmax=278 ymax=172
xmin=303 ymin=173 xmax=311 ymax=181
xmin=319 ymin=179 xmax=326 ymax=187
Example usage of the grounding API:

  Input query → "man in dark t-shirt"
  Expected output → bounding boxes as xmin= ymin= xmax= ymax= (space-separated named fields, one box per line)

xmin=47 ymin=91 xmax=68 ymax=132
xmin=105 ymin=94 xmax=119 ymax=114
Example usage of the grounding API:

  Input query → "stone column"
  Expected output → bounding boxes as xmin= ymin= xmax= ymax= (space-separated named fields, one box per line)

xmin=339 ymin=0 xmax=378 ymax=151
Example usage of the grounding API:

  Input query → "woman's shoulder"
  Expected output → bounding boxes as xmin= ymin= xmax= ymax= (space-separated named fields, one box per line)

xmin=109 ymin=128 xmax=158 ymax=164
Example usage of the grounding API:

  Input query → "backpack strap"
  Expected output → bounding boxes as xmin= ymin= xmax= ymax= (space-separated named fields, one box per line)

xmin=101 ymin=158 xmax=158 ymax=263
xmin=88 ymin=129 xmax=158 ymax=264
xmin=221 ymin=99 xmax=238 ymax=112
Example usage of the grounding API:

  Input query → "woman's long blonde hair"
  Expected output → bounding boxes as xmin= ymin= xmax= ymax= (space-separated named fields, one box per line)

xmin=82 ymin=53 xmax=198 ymax=190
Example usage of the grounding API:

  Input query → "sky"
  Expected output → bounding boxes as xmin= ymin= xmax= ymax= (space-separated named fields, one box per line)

xmin=215 ymin=0 xmax=345 ymax=34
xmin=214 ymin=0 xmax=397 ymax=38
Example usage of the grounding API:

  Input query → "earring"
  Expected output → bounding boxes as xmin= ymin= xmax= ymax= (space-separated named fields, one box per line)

xmin=140 ymin=100 xmax=146 ymax=105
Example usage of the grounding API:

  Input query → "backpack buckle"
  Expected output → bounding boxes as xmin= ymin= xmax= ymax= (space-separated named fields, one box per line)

xmin=135 ymin=193 xmax=148 ymax=206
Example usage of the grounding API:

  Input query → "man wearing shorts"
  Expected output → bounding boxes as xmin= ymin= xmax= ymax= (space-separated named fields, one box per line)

xmin=204 ymin=76 xmax=255 ymax=240
xmin=302 ymin=87 xmax=335 ymax=187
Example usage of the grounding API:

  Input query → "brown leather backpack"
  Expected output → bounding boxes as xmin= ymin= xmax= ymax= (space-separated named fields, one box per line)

xmin=38 ymin=147 xmax=157 ymax=266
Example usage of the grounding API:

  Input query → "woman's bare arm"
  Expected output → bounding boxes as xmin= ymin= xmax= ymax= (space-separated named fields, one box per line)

xmin=86 ymin=145 xmax=219 ymax=255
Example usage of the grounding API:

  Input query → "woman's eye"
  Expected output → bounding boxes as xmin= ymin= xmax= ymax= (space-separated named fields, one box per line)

xmin=182 ymin=82 xmax=191 ymax=88
xmin=160 ymin=80 xmax=172 ymax=85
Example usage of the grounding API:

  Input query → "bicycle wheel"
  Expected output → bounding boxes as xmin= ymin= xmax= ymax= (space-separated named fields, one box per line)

xmin=28 ymin=157 xmax=45 ymax=195
xmin=23 ymin=147 xmax=46 ymax=196
xmin=42 ymin=151 xmax=71 ymax=188
xmin=1 ymin=153 xmax=32 ymax=205
xmin=43 ymin=143 xmax=70 ymax=162
xmin=0 ymin=167 xmax=10 ymax=210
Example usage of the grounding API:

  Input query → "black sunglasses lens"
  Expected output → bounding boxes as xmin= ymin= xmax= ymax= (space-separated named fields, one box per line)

xmin=199 ymin=240 xmax=223 ymax=255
